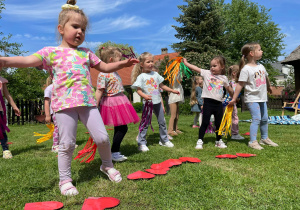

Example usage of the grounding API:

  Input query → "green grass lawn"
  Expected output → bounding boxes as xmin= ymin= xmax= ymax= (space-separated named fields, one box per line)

xmin=0 ymin=110 xmax=299 ymax=209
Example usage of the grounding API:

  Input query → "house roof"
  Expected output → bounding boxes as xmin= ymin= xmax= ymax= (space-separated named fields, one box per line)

xmin=90 ymin=51 xmax=180 ymax=87
xmin=281 ymin=45 xmax=300 ymax=64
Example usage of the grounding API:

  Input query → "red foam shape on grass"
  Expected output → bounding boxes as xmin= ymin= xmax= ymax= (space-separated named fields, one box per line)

xmin=127 ymin=171 xmax=155 ymax=180
xmin=24 ymin=201 xmax=64 ymax=210
xmin=82 ymin=197 xmax=120 ymax=210
xmin=150 ymin=159 xmax=182 ymax=169
xmin=145 ymin=168 xmax=169 ymax=175
xmin=0 ymin=142 xmax=12 ymax=145
xmin=242 ymin=132 xmax=250 ymax=136
xmin=179 ymin=157 xmax=201 ymax=163
xmin=215 ymin=154 xmax=238 ymax=159
xmin=236 ymin=153 xmax=256 ymax=158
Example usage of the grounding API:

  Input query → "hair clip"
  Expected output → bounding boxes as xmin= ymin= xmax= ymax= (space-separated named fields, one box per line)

xmin=61 ymin=4 xmax=79 ymax=10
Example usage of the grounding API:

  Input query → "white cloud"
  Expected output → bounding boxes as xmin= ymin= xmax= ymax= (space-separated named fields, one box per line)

xmin=81 ymin=41 xmax=103 ymax=51
xmin=4 ymin=0 xmax=135 ymax=20
xmin=90 ymin=15 xmax=149 ymax=34
xmin=14 ymin=34 xmax=53 ymax=41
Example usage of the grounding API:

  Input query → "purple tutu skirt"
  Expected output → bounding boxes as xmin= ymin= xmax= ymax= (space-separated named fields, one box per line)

xmin=99 ymin=93 xmax=140 ymax=126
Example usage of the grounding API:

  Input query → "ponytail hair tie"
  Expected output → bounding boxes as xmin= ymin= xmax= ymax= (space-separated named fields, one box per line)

xmin=61 ymin=4 xmax=79 ymax=10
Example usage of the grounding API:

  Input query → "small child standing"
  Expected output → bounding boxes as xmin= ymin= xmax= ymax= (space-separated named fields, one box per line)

xmin=96 ymin=47 xmax=140 ymax=162
xmin=229 ymin=42 xmax=278 ymax=150
xmin=228 ymin=65 xmax=244 ymax=140
xmin=0 ymin=0 xmax=138 ymax=196
xmin=44 ymin=76 xmax=60 ymax=152
xmin=190 ymin=76 xmax=203 ymax=128
xmin=183 ymin=56 xmax=234 ymax=149
xmin=131 ymin=52 xmax=179 ymax=152
xmin=0 ymin=76 xmax=20 ymax=159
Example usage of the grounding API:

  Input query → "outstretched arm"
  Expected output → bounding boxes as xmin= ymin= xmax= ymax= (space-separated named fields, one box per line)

xmin=94 ymin=58 xmax=139 ymax=73
xmin=159 ymin=84 xmax=180 ymax=95
xmin=3 ymin=84 xmax=20 ymax=116
xmin=182 ymin=58 xmax=201 ymax=74
xmin=0 ymin=55 xmax=42 ymax=69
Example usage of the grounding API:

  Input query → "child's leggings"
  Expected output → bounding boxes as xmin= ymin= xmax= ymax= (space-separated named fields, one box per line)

xmin=198 ymin=98 xmax=223 ymax=141
xmin=246 ymin=102 xmax=268 ymax=143
xmin=137 ymin=102 xmax=168 ymax=145
xmin=55 ymin=106 xmax=113 ymax=182
xmin=231 ymin=104 xmax=239 ymax=135
xmin=193 ymin=112 xmax=202 ymax=127
xmin=52 ymin=113 xmax=59 ymax=146
xmin=111 ymin=125 xmax=128 ymax=153
xmin=0 ymin=111 xmax=8 ymax=151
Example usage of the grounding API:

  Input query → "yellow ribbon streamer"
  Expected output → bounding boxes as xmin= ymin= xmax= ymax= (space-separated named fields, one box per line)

xmin=217 ymin=106 xmax=233 ymax=138
xmin=34 ymin=123 xmax=55 ymax=144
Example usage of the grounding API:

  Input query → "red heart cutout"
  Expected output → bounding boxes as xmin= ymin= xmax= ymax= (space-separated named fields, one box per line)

xmin=24 ymin=201 xmax=63 ymax=210
xmin=243 ymin=132 xmax=250 ymax=136
xmin=160 ymin=159 xmax=182 ymax=168
xmin=145 ymin=168 xmax=169 ymax=175
xmin=179 ymin=157 xmax=201 ymax=163
xmin=82 ymin=197 xmax=120 ymax=210
xmin=127 ymin=171 xmax=155 ymax=180
xmin=150 ymin=163 xmax=168 ymax=170
xmin=236 ymin=153 xmax=256 ymax=158
xmin=0 ymin=142 xmax=12 ymax=145
xmin=215 ymin=154 xmax=238 ymax=159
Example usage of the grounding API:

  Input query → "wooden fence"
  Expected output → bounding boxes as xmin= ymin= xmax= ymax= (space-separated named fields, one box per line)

xmin=6 ymin=99 xmax=44 ymax=125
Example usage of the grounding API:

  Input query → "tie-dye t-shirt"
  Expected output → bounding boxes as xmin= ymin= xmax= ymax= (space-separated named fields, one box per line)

xmin=33 ymin=47 xmax=100 ymax=112
xmin=97 ymin=72 xmax=124 ymax=96
xmin=238 ymin=64 xmax=268 ymax=103
xmin=200 ymin=69 xmax=229 ymax=102
xmin=131 ymin=71 xmax=164 ymax=104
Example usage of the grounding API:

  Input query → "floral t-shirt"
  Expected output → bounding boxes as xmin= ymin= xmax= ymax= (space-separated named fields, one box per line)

xmin=97 ymin=72 xmax=124 ymax=96
xmin=201 ymin=69 xmax=229 ymax=102
xmin=131 ymin=71 xmax=164 ymax=104
xmin=33 ymin=47 xmax=100 ymax=112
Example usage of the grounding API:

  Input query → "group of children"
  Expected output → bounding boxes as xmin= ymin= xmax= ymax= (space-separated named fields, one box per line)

xmin=0 ymin=0 xmax=278 ymax=196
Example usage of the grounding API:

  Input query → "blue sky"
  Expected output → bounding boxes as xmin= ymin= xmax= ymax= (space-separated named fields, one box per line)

xmin=1 ymin=0 xmax=300 ymax=61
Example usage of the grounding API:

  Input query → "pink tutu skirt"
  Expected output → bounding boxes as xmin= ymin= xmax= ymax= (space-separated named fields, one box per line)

xmin=99 ymin=93 xmax=140 ymax=126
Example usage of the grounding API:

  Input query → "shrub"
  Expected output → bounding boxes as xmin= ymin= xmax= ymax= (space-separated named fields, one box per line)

xmin=132 ymin=102 xmax=143 ymax=113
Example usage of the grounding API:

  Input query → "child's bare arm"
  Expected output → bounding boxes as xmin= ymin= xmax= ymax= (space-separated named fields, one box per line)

xmin=266 ymin=76 xmax=272 ymax=94
xmin=228 ymin=82 xmax=244 ymax=106
xmin=93 ymin=58 xmax=139 ymax=73
xmin=3 ymin=84 xmax=20 ymax=116
xmin=136 ymin=88 xmax=152 ymax=101
xmin=95 ymin=89 xmax=104 ymax=107
xmin=159 ymin=84 xmax=180 ymax=95
xmin=182 ymin=58 xmax=201 ymax=74
xmin=0 ymin=55 xmax=42 ymax=69
xmin=44 ymin=98 xmax=51 ymax=123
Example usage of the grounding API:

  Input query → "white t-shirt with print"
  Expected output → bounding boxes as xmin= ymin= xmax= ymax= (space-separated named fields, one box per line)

xmin=200 ymin=69 xmax=229 ymax=102
xmin=238 ymin=64 xmax=268 ymax=103
xmin=131 ymin=71 xmax=164 ymax=104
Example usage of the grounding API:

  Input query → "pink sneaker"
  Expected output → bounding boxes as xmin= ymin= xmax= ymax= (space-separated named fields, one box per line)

xmin=192 ymin=125 xmax=199 ymax=128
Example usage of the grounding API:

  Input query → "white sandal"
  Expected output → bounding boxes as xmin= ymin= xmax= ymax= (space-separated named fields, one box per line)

xmin=100 ymin=166 xmax=122 ymax=183
xmin=59 ymin=179 xmax=79 ymax=196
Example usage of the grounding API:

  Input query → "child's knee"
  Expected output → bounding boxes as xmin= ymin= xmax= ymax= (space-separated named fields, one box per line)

xmin=94 ymin=134 xmax=110 ymax=145
xmin=59 ymin=142 xmax=76 ymax=151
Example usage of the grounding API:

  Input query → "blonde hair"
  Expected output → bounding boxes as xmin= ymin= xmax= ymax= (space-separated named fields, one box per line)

xmin=131 ymin=52 xmax=153 ymax=84
xmin=228 ymin=65 xmax=239 ymax=80
xmin=238 ymin=42 xmax=260 ymax=80
xmin=98 ymin=46 xmax=122 ymax=63
xmin=58 ymin=0 xmax=88 ymax=38
xmin=45 ymin=76 xmax=53 ymax=87
xmin=190 ymin=76 xmax=203 ymax=106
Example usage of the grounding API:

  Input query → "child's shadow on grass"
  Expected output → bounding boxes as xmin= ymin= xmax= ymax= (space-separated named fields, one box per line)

xmin=13 ymin=144 xmax=48 ymax=156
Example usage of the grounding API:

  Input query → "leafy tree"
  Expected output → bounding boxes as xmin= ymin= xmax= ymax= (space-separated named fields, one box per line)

xmin=223 ymin=0 xmax=286 ymax=82
xmin=1 ymin=68 xmax=48 ymax=100
xmin=171 ymin=0 xmax=227 ymax=56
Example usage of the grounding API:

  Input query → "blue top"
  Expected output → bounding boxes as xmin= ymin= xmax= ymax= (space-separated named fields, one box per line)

xmin=191 ymin=86 xmax=203 ymax=112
